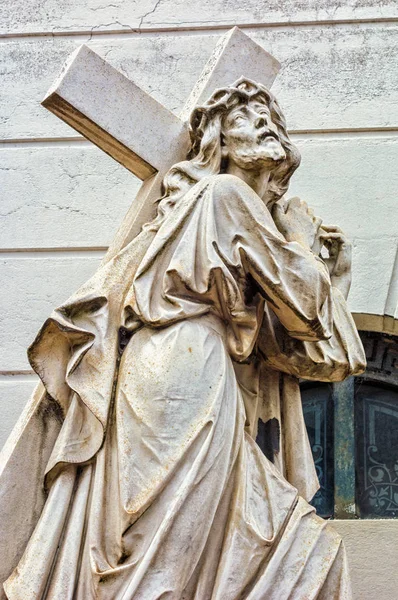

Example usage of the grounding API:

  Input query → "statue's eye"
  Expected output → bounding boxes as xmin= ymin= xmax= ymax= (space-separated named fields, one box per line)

xmin=233 ymin=114 xmax=245 ymax=125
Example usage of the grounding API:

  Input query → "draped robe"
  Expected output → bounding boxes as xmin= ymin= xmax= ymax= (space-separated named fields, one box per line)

xmin=3 ymin=174 xmax=365 ymax=599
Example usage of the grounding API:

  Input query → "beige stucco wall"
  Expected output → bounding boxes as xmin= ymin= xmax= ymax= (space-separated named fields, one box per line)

xmin=1 ymin=1 xmax=397 ymax=597
xmin=332 ymin=520 xmax=398 ymax=600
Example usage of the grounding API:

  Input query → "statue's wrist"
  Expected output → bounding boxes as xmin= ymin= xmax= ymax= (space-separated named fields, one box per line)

xmin=331 ymin=273 xmax=351 ymax=300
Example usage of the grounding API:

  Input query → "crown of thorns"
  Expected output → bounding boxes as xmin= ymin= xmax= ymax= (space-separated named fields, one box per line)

xmin=189 ymin=77 xmax=283 ymax=156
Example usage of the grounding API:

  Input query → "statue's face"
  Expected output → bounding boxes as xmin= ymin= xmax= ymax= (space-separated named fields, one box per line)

xmin=221 ymin=98 xmax=286 ymax=169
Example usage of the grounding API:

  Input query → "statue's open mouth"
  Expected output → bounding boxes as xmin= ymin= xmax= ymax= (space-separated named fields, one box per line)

xmin=257 ymin=130 xmax=279 ymax=142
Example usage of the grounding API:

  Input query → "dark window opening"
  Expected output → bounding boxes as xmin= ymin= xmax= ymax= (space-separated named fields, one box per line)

xmin=355 ymin=383 xmax=398 ymax=518
xmin=301 ymin=384 xmax=334 ymax=518
xmin=256 ymin=330 xmax=398 ymax=519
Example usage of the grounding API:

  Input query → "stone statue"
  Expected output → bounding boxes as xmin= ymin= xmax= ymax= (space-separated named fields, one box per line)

xmin=2 ymin=75 xmax=365 ymax=599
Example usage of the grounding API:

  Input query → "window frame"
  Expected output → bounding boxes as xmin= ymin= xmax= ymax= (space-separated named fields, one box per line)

xmin=302 ymin=331 xmax=398 ymax=520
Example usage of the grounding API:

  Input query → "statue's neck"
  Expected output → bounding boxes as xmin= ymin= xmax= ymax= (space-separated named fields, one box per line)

xmin=225 ymin=161 xmax=272 ymax=207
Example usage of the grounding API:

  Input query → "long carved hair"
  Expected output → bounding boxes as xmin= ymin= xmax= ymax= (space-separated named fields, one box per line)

xmin=159 ymin=77 xmax=301 ymax=207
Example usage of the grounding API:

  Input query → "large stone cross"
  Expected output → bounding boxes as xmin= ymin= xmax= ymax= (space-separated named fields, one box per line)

xmin=43 ymin=27 xmax=280 ymax=260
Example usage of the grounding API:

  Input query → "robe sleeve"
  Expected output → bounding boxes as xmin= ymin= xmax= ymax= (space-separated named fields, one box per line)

xmin=212 ymin=174 xmax=334 ymax=342
xmin=257 ymin=288 xmax=366 ymax=382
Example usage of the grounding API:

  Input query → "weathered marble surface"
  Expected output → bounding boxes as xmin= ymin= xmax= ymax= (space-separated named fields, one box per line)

xmin=1 ymin=0 xmax=398 ymax=595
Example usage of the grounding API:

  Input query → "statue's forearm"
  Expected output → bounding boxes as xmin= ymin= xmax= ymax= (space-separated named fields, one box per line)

xmin=331 ymin=273 xmax=351 ymax=300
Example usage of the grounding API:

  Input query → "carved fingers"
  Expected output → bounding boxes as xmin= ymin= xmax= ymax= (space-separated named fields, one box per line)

xmin=319 ymin=225 xmax=352 ymax=271
xmin=273 ymin=199 xmax=353 ymax=298
xmin=319 ymin=225 xmax=352 ymax=298
xmin=273 ymin=197 xmax=322 ymax=251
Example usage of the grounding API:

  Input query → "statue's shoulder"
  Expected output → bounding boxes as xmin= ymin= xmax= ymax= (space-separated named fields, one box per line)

xmin=189 ymin=174 xmax=265 ymax=226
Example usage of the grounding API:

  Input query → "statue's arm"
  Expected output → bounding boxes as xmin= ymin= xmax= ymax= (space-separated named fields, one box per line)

xmin=257 ymin=203 xmax=365 ymax=381
xmin=213 ymin=177 xmax=363 ymax=362
xmin=213 ymin=177 xmax=335 ymax=343
xmin=247 ymin=220 xmax=336 ymax=343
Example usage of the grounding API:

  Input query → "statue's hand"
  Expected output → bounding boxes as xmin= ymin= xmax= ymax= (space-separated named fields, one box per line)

xmin=273 ymin=197 xmax=322 ymax=251
xmin=319 ymin=225 xmax=352 ymax=299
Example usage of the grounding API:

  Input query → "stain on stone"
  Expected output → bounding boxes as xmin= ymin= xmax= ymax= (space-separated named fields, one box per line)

xmin=118 ymin=326 xmax=134 ymax=354
xmin=256 ymin=417 xmax=280 ymax=463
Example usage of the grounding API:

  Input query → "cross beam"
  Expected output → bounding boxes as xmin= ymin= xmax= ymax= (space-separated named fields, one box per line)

xmin=42 ymin=45 xmax=190 ymax=180
xmin=42 ymin=27 xmax=281 ymax=260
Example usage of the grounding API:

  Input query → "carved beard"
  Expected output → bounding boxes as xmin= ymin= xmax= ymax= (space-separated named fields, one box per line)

xmin=231 ymin=136 xmax=286 ymax=169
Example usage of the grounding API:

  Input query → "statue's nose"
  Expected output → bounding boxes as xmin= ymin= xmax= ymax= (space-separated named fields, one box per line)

xmin=255 ymin=116 xmax=266 ymax=129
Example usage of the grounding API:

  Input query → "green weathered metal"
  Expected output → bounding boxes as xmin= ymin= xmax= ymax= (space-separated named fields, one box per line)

xmin=333 ymin=377 xmax=357 ymax=519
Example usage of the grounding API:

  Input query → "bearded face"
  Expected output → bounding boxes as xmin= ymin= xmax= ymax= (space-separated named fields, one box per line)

xmin=221 ymin=97 xmax=286 ymax=170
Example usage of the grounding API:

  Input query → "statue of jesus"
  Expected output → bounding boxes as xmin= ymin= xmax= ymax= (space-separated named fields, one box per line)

xmin=3 ymin=78 xmax=365 ymax=599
